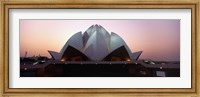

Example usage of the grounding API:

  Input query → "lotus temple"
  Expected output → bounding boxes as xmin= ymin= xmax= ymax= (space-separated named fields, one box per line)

xmin=20 ymin=24 xmax=180 ymax=77
xmin=48 ymin=24 xmax=142 ymax=62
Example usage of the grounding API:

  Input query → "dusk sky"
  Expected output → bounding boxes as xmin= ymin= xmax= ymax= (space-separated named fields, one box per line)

xmin=20 ymin=20 xmax=180 ymax=61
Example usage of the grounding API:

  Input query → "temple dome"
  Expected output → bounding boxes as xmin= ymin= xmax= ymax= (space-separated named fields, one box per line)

xmin=48 ymin=24 xmax=142 ymax=61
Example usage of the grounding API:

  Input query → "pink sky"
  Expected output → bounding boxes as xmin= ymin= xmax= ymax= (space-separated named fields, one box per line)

xmin=20 ymin=20 xmax=180 ymax=61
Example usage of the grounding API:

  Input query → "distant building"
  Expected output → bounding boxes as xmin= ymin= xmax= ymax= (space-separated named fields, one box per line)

xmin=48 ymin=24 xmax=142 ymax=61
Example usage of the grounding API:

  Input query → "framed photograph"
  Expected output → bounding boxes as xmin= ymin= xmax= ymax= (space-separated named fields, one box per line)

xmin=0 ymin=0 xmax=199 ymax=97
